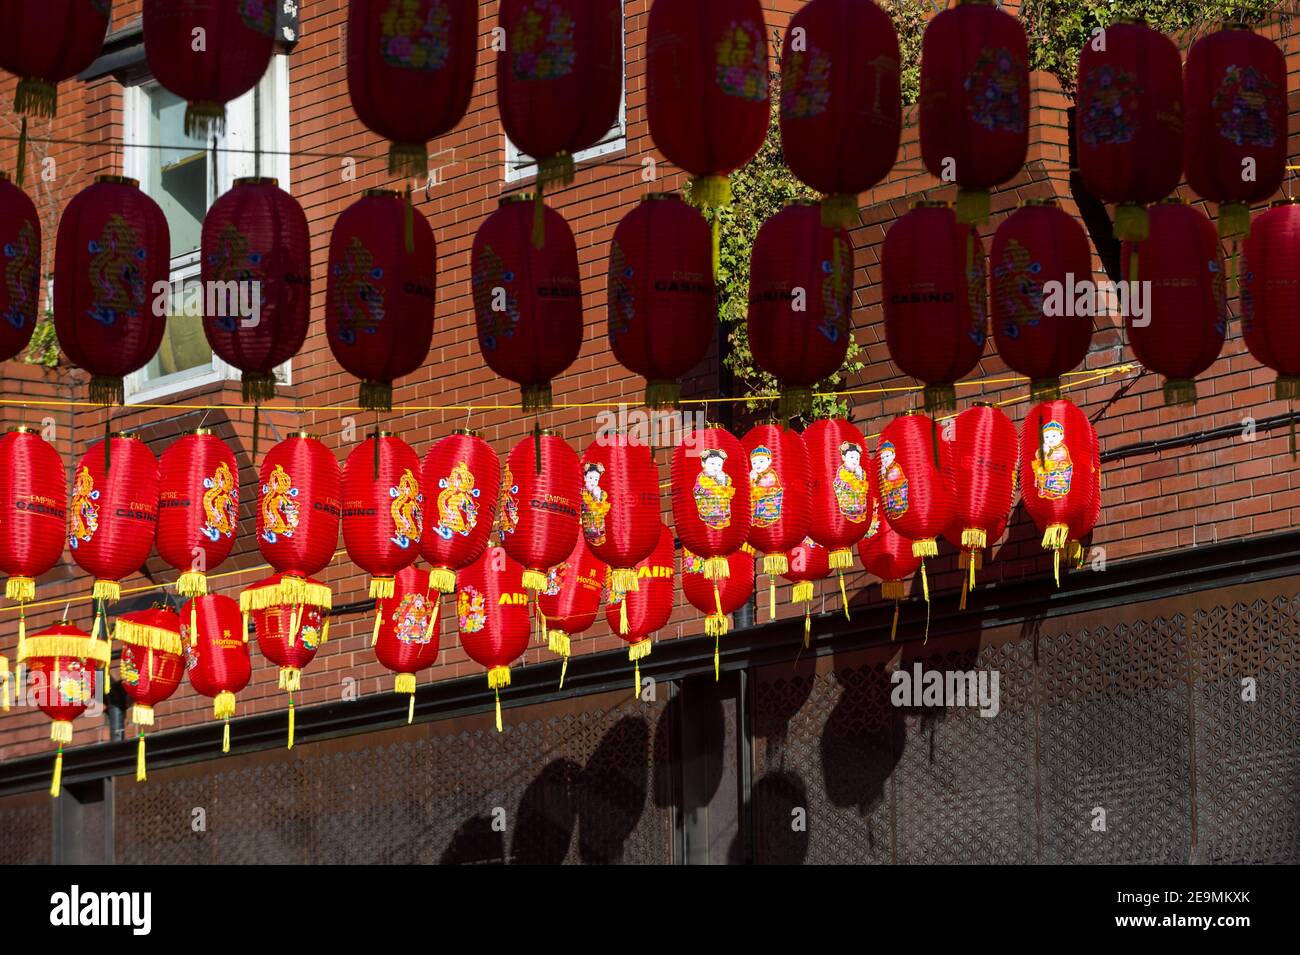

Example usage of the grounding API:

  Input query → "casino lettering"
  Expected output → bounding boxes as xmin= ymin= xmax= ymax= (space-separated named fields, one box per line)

xmin=15 ymin=499 xmax=66 ymax=519
xmin=891 ymin=291 xmax=956 ymax=305
xmin=530 ymin=497 xmax=578 ymax=518
xmin=313 ymin=500 xmax=342 ymax=517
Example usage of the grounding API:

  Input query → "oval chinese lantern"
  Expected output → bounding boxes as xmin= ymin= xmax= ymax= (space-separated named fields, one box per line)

xmin=919 ymin=0 xmax=1029 ymax=224
xmin=748 ymin=201 xmax=855 ymax=417
xmin=143 ymin=0 xmax=276 ymax=135
xmin=471 ymin=196 xmax=583 ymax=410
xmin=374 ymin=564 xmax=441 ymax=725
xmin=646 ymin=0 xmax=770 ymax=269
xmin=779 ymin=0 xmax=901 ymax=227
xmin=256 ymin=432 xmax=340 ymax=587
xmin=457 ymin=546 xmax=531 ymax=732
xmin=503 ymin=431 xmax=582 ymax=592
xmin=608 ymin=194 xmax=716 ymax=408
xmin=182 ymin=593 xmax=251 ymax=753
xmin=114 ymin=607 xmax=184 ymax=782
xmin=420 ymin=430 xmax=500 ymax=594
xmin=1242 ymin=199 xmax=1300 ymax=407
xmin=156 ymin=429 xmax=239 ymax=602
xmin=741 ymin=423 xmax=812 ymax=608
xmin=342 ymin=432 xmax=424 ymax=604
xmin=803 ymin=418 xmax=871 ymax=581
xmin=1123 ymin=198 xmax=1227 ymax=406
xmin=991 ymin=200 xmax=1093 ymax=401
xmin=18 ymin=620 xmax=110 ymax=797
xmin=326 ymin=190 xmax=437 ymax=412
xmin=1066 ymin=443 xmax=1102 ymax=573
xmin=1019 ymin=399 xmax=1099 ymax=585
xmin=671 ymin=425 xmax=751 ymax=580
xmin=882 ymin=201 xmax=987 ymax=412
xmin=1184 ymin=23 xmax=1286 ymax=241
xmin=877 ymin=412 xmax=956 ymax=597
xmin=1075 ymin=20 xmax=1183 ymax=247
xmin=53 ymin=176 xmax=169 ymax=405
xmin=858 ymin=487 xmax=922 ymax=641
xmin=537 ymin=535 xmax=606 ymax=685
xmin=246 ymin=571 xmax=331 ymax=748
xmin=579 ymin=433 xmax=660 ymax=607
xmin=0 ymin=172 xmax=40 ymax=361
xmin=604 ymin=523 xmax=674 ymax=694
xmin=682 ymin=544 xmax=754 ymax=674
xmin=0 ymin=427 xmax=67 ymax=659
xmin=347 ymin=0 xmax=478 ymax=176
xmin=949 ymin=403 xmax=1017 ymax=597
xmin=781 ymin=536 xmax=831 ymax=643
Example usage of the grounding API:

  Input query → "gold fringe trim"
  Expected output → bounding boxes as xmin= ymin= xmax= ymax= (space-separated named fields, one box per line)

xmin=645 ymin=380 xmax=681 ymax=409
xmin=278 ymin=667 xmax=302 ymax=692
xmin=521 ymin=383 xmax=553 ymax=412
xmin=763 ymin=553 xmax=789 ymax=576
xmin=955 ymin=187 xmax=989 ymax=225
xmin=881 ymin=580 xmax=905 ymax=601
xmin=369 ymin=577 xmax=395 ymax=600
xmin=923 ymin=384 xmax=957 ymax=414
xmin=488 ymin=665 xmax=511 ymax=690
xmin=428 ymin=566 xmax=456 ymax=593
xmin=792 ymin=581 xmax=813 ymax=604
xmin=1217 ymin=201 xmax=1251 ymax=239
xmin=961 ymin=528 xmax=987 ymax=550
xmin=702 ymin=556 xmax=730 ymax=580
xmin=611 ymin=567 xmax=640 ymax=593
xmin=691 ymin=175 xmax=732 ymax=209
xmin=395 ymin=672 xmax=417 ymax=695
xmin=130 ymin=704 xmax=155 ymax=727
xmin=821 ymin=193 xmax=859 ymax=229
xmin=51 ymin=720 xmax=73 ymax=744
xmin=114 ymin=620 xmax=183 ymax=656
xmin=1277 ymin=377 xmax=1300 ymax=401
xmin=93 ymin=580 xmax=122 ymax=603
xmin=240 ymin=576 xmax=332 ymax=611
xmin=828 ymin=548 xmax=853 ymax=570
xmin=15 ymin=78 xmax=58 ymax=118
xmin=19 ymin=635 xmax=111 ymax=665
xmin=1042 ymin=523 xmax=1070 ymax=551
xmin=912 ymin=538 xmax=939 ymax=559
xmin=705 ymin=612 xmax=729 ymax=637
xmin=522 ymin=569 xmax=548 ymax=591
xmin=388 ymin=141 xmax=428 ymax=178
xmin=548 ymin=630 xmax=571 ymax=658
xmin=175 ymin=570 xmax=208 ymax=597
xmin=5 ymin=576 xmax=35 ymax=602
xmin=213 ymin=691 xmax=236 ymax=720
xmin=1113 ymin=203 xmax=1149 ymax=242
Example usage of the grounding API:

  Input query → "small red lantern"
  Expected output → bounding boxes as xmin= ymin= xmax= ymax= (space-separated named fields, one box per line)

xmin=803 ymin=418 xmax=871 ymax=577
xmin=257 ymin=432 xmax=340 ymax=587
xmin=502 ymin=431 xmax=582 ymax=593
xmin=471 ymin=196 xmax=583 ymax=410
xmin=143 ymin=0 xmax=276 ymax=135
xmin=604 ymin=523 xmax=674 ymax=694
xmin=579 ymin=433 xmax=660 ymax=613
xmin=347 ymin=0 xmax=478 ymax=175
xmin=949 ymin=404 xmax=1017 ymax=598
xmin=537 ymin=535 xmax=606 ymax=685
xmin=374 ymin=564 xmax=441 ymax=724
xmin=780 ymin=0 xmax=901 ymax=227
xmin=1184 ymin=23 xmax=1286 ymax=240
xmin=0 ymin=173 xmax=40 ymax=361
xmin=0 ymin=428 xmax=66 ymax=659
xmin=157 ymin=429 xmax=239 ymax=601
xmin=741 ymin=423 xmax=812 ymax=608
xmin=53 ymin=176 xmax=170 ymax=405
xmin=858 ymin=487 xmax=922 ymax=640
xmin=683 ymin=544 xmax=754 ymax=674
xmin=747 ymin=202 xmax=855 ymax=417
xmin=1019 ymin=399 xmax=1100 ymax=585
xmin=877 ymin=413 xmax=956 ymax=599
xmin=420 ymin=430 xmax=500 ymax=594
xmin=1242 ymin=200 xmax=1300 ymax=404
xmin=326 ymin=190 xmax=437 ymax=412
xmin=991 ymin=200 xmax=1093 ymax=401
xmin=671 ymin=425 xmax=751 ymax=580
xmin=882 ymin=201 xmax=988 ymax=412
xmin=246 ymin=572 xmax=331 ymax=748
xmin=919 ymin=0 xmax=1029 ymax=224
xmin=457 ymin=546 xmax=531 ymax=732
xmin=17 ymin=620 xmax=110 ymax=797
xmin=342 ymin=432 xmax=424 ymax=602
xmin=608 ymin=194 xmax=716 ymax=408
xmin=181 ymin=593 xmax=251 ymax=753
xmin=114 ymin=607 xmax=184 ymax=782
xmin=1123 ymin=198 xmax=1227 ymax=406
xmin=781 ymin=536 xmax=831 ymax=643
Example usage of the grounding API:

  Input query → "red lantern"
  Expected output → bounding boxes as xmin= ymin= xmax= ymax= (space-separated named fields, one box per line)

xmin=1019 ymin=399 xmax=1100 ymax=585
xmin=919 ymin=0 xmax=1029 ymax=224
xmin=143 ymin=0 xmax=276 ymax=135
xmin=326 ymin=190 xmax=437 ymax=412
xmin=877 ymin=412 xmax=955 ymax=603
xmin=457 ymin=546 xmax=531 ymax=732
xmin=246 ymin=571 xmax=331 ymax=748
xmin=780 ymin=0 xmax=901 ymax=227
xmin=1123 ymin=198 xmax=1227 ymax=406
xmin=682 ymin=545 xmax=754 ymax=672
xmin=1075 ymin=20 xmax=1183 ymax=243
xmin=607 ymin=194 xmax=716 ymax=408
xmin=991 ymin=200 xmax=1094 ymax=400
xmin=157 ymin=429 xmax=239 ymax=599
xmin=420 ymin=430 xmax=500 ymax=594
xmin=1242 ymin=200 xmax=1300 ymax=402
xmin=374 ymin=564 xmax=441 ymax=724
xmin=882 ymin=201 xmax=988 ymax=412
xmin=342 ymin=432 xmax=424 ymax=601
xmin=17 ymin=620 xmax=110 ymax=797
xmin=0 ymin=173 xmax=40 ymax=361
xmin=114 ymin=607 xmax=184 ymax=782
xmin=0 ymin=428 xmax=67 ymax=657
xmin=181 ymin=593 xmax=251 ymax=753
xmin=53 ymin=176 xmax=169 ymax=405
xmin=747 ymin=202 xmax=855 ymax=417
xmin=802 ymin=418 xmax=871 ymax=573
xmin=858 ymin=486 xmax=922 ymax=640
xmin=256 ymin=432 xmax=340 ymax=585
xmin=347 ymin=0 xmax=478 ymax=175
xmin=502 ymin=431 xmax=581 ymax=592
xmin=949 ymin=404 xmax=1017 ymax=598
xmin=0 ymin=0 xmax=110 ymax=123
xmin=537 ymin=535 xmax=606 ymax=684
xmin=742 ymin=423 xmax=812 ymax=591
xmin=1066 ymin=444 xmax=1102 ymax=572
xmin=1184 ymin=23 xmax=1286 ymax=240
xmin=579 ymin=433 xmax=660 ymax=605
xmin=781 ymin=536 xmax=831 ymax=642
xmin=671 ymin=425 xmax=750 ymax=580
xmin=604 ymin=523 xmax=674 ymax=694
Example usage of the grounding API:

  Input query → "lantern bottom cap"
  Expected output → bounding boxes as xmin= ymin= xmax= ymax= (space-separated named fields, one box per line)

xmin=1163 ymin=378 xmax=1198 ymax=407
xmin=359 ymin=380 xmax=394 ymax=412
xmin=369 ymin=577 xmax=396 ymax=600
xmin=791 ymin=580 xmax=814 ymax=604
xmin=961 ymin=528 xmax=988 ymax=550
xmin=690 ymin=175 xmax=732 ymax=210
xmin=51 ymin=720 xmax=73 ymax=745
xmin=213 ymin=691 xmax=237 ymax=720
xmin=547 ymin=630 xmax=571 ymax=658
xmin=89 ymin=376 xmax=124 ymax=407
xmin=702 ymin=556 xmax=731 ymax=580
xmin=610 ymin=568 xmax=640 ymax=593
xmin=521 ymin=384 xmax=553 ymax=412
xmin=1042 ymin=524 xmax=1071 ymax=550
xmin=704 ymin=613 xmax=729 ymax=637
xmin=175 ymin=571 xmax=208 ymax=597
xmin=388 ymin=141 xmax=429 ymax=178
xmin=394 ymin=672 xmax=417 ymax=695
xmin=912 ymin=538 xmax=939 ymax=559
xmin=954 ymin=187 xmax=990 ymax=225
xmin=92 ymin=580 xmax=122 ymax=604
xmin=522 ymin=568 xmax=548 ymax=591
xmin=242 ymin=371 xmax=277 ymax=403
xmin=130 ymin=705 xmax=154 ymax=727
xmin=427 ymin=567 xmax=456 ymax=594
xmin=828 ymin=549 xmax=854 ymax=570
xmin=923 ymin=384 xmax=957 ymax=414
xmin=763 ymin=553 xmax=789 ymax=576
xmin=184 ymin=101 xmax=227 ymax=138
xmin=487 ymin=666 xmax=511 ymax=690
xmin=628 ymin=638 xmax=653 ymax=661
xmin=821 ymin=193 xmax=860 ymax=229
xmin=1217 ymin=201 xmax=1251 ymax=239
xmin=279 ymin=667 xmax=302 ymax=692
xmin=1276 ymin=377 xmax=1300 ymax=401
xmin=14 ymin=78 xmax=58 ymax=119
xmin=5 ymin=576 xmax=35 ymax=602
xmin=1113 ymin=203 xmax=1150 ymax=242
xmin=881 ymin=580 xmax=906 ymax=601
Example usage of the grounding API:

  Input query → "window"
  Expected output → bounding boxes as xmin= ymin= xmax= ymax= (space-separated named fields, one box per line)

xmin=122 ymin=57 xmax=291 ymax=402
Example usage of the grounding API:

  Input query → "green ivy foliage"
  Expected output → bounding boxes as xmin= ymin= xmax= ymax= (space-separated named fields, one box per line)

xmin=24 ymin=312 xmax=59 ymax=368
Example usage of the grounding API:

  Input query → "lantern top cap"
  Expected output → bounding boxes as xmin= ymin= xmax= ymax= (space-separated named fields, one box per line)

xmin=1221 ymin=21 xmax=1253 ymax=31
xmin=7 ymin=425 xmax=37 ymax=434
xmin=189 ymin=427 xmax=214 ymax=436
xmin=95 ymin=175 xmax=139 ymax=188
xmin=912 ymin=199 xmax=950 ymax=210
xmin=501 ymin=193 xmax=534 ymax=206
xmin=1270 ymin=198 xmax=1300 ymax=207
xmin=972 ymin=401 xmax=997 ymax=408
xmin=234 ymin=176 xmax=280 ymax=187
xmin=370 ymin=430 xmax=395 ymax=438
xmin=903 ymin=409 xmax=928 ymax=417
xmin=451 ymin=428 xmax=480 ymax=437
xmin=109 ymin=431 xmax=141 ymax=440
xmin=363 ymin=188 xmax=405 ymax=200
xmin=537 ymin=428 xmax=561 ymax=437
xmin=1021 ymin=198 xmax=1058 ymax=209
xmin=289 ymin=431 xmax=320 ymax=440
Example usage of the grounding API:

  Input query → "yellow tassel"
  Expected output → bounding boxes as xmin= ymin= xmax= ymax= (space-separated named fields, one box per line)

xmin=288 ymin=603 xmax=302 ymax=646
xmin=371 ymin=612 xmax=382 ymax=647
xmin=611 ymin=567 xmax=640 ymax=593
xmin=522 ymin=569 xmax=547 ymax=591
xmin=487 ymin=665 xmax=511 ymax=690
xmin=50 ymin=748 xmax=63 ymax=798
xmin=559 ymin=655 xmax=569 ymax=690
xmin=5 ymin=575 xmax=35 ymax=602
xmin=92 ymin=579 xmax=121 ymax=604
xmin=969 ymin=552 xmax=977 ymax=592
xmin=136 ymin=733 xmax=146 ymax=782
xmin=620 ymin=598 xmax=629 ymax=636
xmin=369 ymin=576 xmax=395 ymax=600
xmin=287 ymin=698 xmax=295 ymax=750
xmin=116 ymin=621 xmax=184 ymax=655
xmin=703 ymin=556 xmax=730 ymax=580
xmin=960 ymin=528 xmax=987 ymax=550
xmin=633 ymin=659 xmax=640 ymax=698
xmin=792 ymin=580 xmax=813 ymax=604
xmin=713 ymin=582 xmax=723 ymax=618
xmin=176 ymin=570 xmax=208 ymax=597
xmin=838 ymin=572 xmax=850 ymax=620
xmin=1054 ymin=548 xmax=1061 ymax=588
xmin=189 ymin=599 xmax=197 ymax=646
xmin=321 ymin=616 xmax=330 ymax=644
xmin=762 ymin=553 xmax=789 ymax=576
xmin=920 ymin=560 xmax=930 ymax=603
xmin=891 ymin=601 xmax=900 ymax=641
xmin=547 ymin=629 xmax=571 ymax=659
xmin=242 ymin=609 xmax=249 ymax=643
xmin=428 ymin=566 xmax=456 ymax=593
xmin=130 ymin=704 xmax=154 ymax=727
xmin=494 ymin=688 xmax=503 ymax=733
xmin=91 ymin=606 xmax=101 ymax=641
xmin=828 ymin=548 xmax=853 ymax=570
xmin=407 ymin=695 xmax=415 ymax=725
xmin=804 ymin=610 xmax=811 ymax=647
xmin=424 ymin=596 xmax=439 ymax=642
xmin=714 ymin=635 xmax=720 ymax=681
xmin=0 ymin=661 xmax=8 ymax=713
xmin=959 ymin=573 xmax=968 ymax=612
xmin=222 ymin=719 xmax=230 ymax=754
xmin=912 ymin=538 xmax=939 ymax=559
xmin=214 ymin=690 xmax=236 ymax=720
xmin=769 ymin=579 xmax=777 ymax=621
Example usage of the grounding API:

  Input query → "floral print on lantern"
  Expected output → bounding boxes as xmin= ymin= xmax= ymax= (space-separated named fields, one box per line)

xmin=818 ymin=237 xmax=851 ymax=343
xmin=1212 ymin=64 xmax=1278 ymax=147
xmin=392 ymin=592 xmax=436 ymax=644
xmin=781 ymin=46 xmax=831 ymax=119
xmin=716 ymin=20 xmax=768 ymax=102
xmin=510 ymin=0 xmax=577 ymax=80
xmin=457 ymin=585 xmax=487 ymax=632
xmin=380 ymin=0 xmax=453 ymax=71
xmin=1079 ymin=65 xmax=1139 ymax=146
xmin=965 ymin=48 xmax=1026 ymax=134
xmin=206 ymin=224 xmax=262 ymax=332
xmin=3 ymin=220 xmax=37 ymax=331
xmin=240 ymin=0 xmax=277 ymax=38
xmin=994 ymin=238 xmax=1043 ymax=341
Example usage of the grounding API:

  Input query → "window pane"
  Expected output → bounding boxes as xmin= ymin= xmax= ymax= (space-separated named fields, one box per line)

xmin=149 ymin=88 xmax=208 ymax=259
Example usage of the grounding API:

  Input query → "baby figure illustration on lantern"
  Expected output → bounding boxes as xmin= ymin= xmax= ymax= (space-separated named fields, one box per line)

xmin=878 ymin=440 xmax=909 ymax=519
xmin=694 ymin=449 xmax=735 ymax=530
xmin=435 ymin=461 xmax=480 ymax=541
xmin=580 ymin=463 xmax=610 ymax=546
xmin=749 ymin=445 xmax=783 ymax=528
xmin=834 ymin=441 xmax=870 ymax=523
xmin=1031 ymin=419 xmax=1073 ymax=500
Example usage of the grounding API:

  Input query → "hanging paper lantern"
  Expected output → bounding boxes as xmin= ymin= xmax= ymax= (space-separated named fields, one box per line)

xmin=114 ymin=607 xmax=184 ymax=782
xmin=143 ymin=0 xmax=276 ymax=135
xmin=347 ymin=0 xmax=478 ymax=175
xmin=747 ymin=201 xmax=855 ymax=417
xmin=607 ymin=193 xmax=716 ymax=408
xmin=53 ymin=176 xmax=169 ymax=405
xmin=0 ymin=172 xmax=40 ymax=361
xmin=803 ymin=418 xmax=871 ymax=577
xmin=991 ymin=199 xmax=1094 ymax=401
xmin=919 ymin=0 xmax=1029 ymax=224
xmin=682 ymin=544 xmax=754 ymax=672
xmin=1075 ymin=20 xmax=1183 ymax=246
xmin=1066 ymin=442 xmax=1103 ymax=572
xmin=1184 ymin=23 xmax=1286 ymax=240
xmin=882 ymin=201 xmax=988 ymax=412
xmin=537 ymin=535 xmax=606 ymax=686
xmin=1123 ymin=198 xmax=1227 ymax=406
xmin=157 ymin=429 xmax=239 ymax=600
xmin=858 ymin=491 xmax=921 ymax=641
xmin=181 ymin=593 xmax=251 ymax=754
xmin=374 ymin=564 xmax=441 ymax=725
xmin=1019 ymin=399 xmax=1100 ymax=585
xmin=420 ymin=430 xmax=500 ymax=595
xmin=471 ymin=195 xmax=583 ymax=411
xmin=949 ymin=403 xmax=1017 ymax=603
xmin=781 ymin=536 xmax=831 ymax=643
xmin=604 ymin=523 xmax=674 ymax=694
xmin=502 ymin=431 xmax=582 ymax=591
xmin=646 ymin=0 xmax=769 ymax=269
xmin=17 ymin=620 xmax=110 ymax=797
xmin=671 ymin=425 xmax=750 ymax=581
xmin=257 ymin=432 xmax=340 ymax=587
xmin=579 ymin=433 xmax=660 ymax=605
xmin=742 ymin=422 xmax=811 ymax=610
xmin=457 ymin=546 xmax=531 ymax=732
xmin=1242 ymin=199 xmax=1300 ymax=405
xmin=342 ymin=432 xmax=424 ymax=601
xmin=779 ymin=0 xmax=901 ymax=227
xmin=246 ymin=571 xmax=331 ymax=748
xmin=326 ymin=190 xmax=437 ymax=412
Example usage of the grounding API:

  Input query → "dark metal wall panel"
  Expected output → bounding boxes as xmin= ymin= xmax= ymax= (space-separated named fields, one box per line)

xmin=0 ymin=790 xmax=52 ymax=864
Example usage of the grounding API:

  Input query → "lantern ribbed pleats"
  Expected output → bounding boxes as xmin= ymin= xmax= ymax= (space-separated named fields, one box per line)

xmin=342 ymin=433 xmax=424 ymax=599
xmin=257 ymin=433 xmax=340 ymax=584
xmin=183 ymin=594 xmax=251 ymax=752
xmin=876 ymin=413 xmax=955 ymax=609
xmin=742 ymin=423 xmax=812 ymax=590
xmin=374 ymin=564 xmax=441 ymax=723
xmin=246 ymin=572 xmax=331 ymax=748
xmin=949 ymin=405 xmax=1017 ymax=598
xmin=683 ymin=544 xmax=754 ymax=673
xmin=605 ymin=524 xmax=674 ymax=693
xmin=1018 ymin=399 xmax=1100 ymax=585
xmin=782 ymin=536 xmax=831 ymax=642
xmin=0 ymin=174 xmax=40 ymax=360
xmin=1243 ymin=201 xmax=1300 ymax=403
xmin=420 ymin=431 xmax=500 ymax=594
xmin=503 ymin=432 xmax=581 ymax=592
xmin=537 ymin=536 xmax=606 ymax=686
xmin=114 ymin=607 xmax=184 ymax=782
xmin=157 ymin=431 xmax=239 ymax=599
xmin=580 ymin=434 xmax=659 ymax=605
xmin=803 ymin=418 xmax=872 ymax=572
xmin=0 ymin=430 xmax=66 ymax=636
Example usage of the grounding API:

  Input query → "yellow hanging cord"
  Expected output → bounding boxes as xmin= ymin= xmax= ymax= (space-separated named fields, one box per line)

xmin=136 ymin=732 xmax=146 ymax=782
xmin=222 ymin=718 xmax=231 ymax=754
xmin=559 ymin=655 xmax=569 ymax=690
xmin=287 ymin=695 xmax=295 ymax=750
xmin=713 ymin=634 xmax=720 ymax=682
xmin=407 ymin=694 xmax=415 ymax=725
xmin=838 ymin=572 xmax=851 ymax=621
xmin=50 ymin=747 xmax=63 ymax=798
xmin=769 ymin=578 xmax=777 ymax=621
xmin=494 ymin=687 xmax=503 ymax=733
xmin=804 ymin=607 xmax=811 ymax=647
xmin=633 ymin=658 xmax=640 ymax=699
